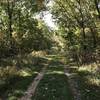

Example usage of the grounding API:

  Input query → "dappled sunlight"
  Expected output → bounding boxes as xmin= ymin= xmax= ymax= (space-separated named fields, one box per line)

xmin=22 ymin=59 xmax=29 ymax=65
xmin=33 ymin=73 xmax=73 ymax=100
xmin=77 ymin=63 xmax=100 ymax=100
xmin=19 ymin=70 xmax=32 ymax=77
xmin=18 ymin=67 xmax=40 ymax=77
xmin=78 ymin=63 xmax=99 ymax=73
xmin=0 ymin=53 xmax=50 ymax=99
xmin=46 ymin=71 xmax=64 ymax=75
xmin=87 ymin=76 xmax=100 ymax=86
xmin=30 ymin=50 xmax=47 ymax=57
xmin=0 ymin=66 xmax=18 ymax=80
xmin=78 ymin=63 xmax=100 ymax=86
xmin=47 ymin=67 xmax=64 ymax=72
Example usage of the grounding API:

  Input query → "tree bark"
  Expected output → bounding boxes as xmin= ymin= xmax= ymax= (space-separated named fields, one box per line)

xmin=94 ymin=0 xmax=100 ymax=19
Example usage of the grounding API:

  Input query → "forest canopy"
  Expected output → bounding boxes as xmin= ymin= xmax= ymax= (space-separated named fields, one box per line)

xmin=0 ymin=0 xmax=52 ymax=57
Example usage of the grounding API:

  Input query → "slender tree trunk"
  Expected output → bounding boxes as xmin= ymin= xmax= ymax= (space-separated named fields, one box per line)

xmin=82 ymin=24 xmax=86 ymax=45
xmin=94 ymin=0 xmax=100 ymax=19
xmin=7 ymin=0 xmax=15 ymax=38
xmin=7 ymin=0 xmax=13 ymax=37
xmin=90 ymin=27 xmax=97 ymax=48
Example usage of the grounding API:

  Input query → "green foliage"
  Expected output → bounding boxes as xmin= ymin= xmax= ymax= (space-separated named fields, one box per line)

xmin=0 ymin=53 xmax=49 ymax=99
xmin=0 ymin=0 xmax=53 ymax=57
xmin=51 ymin=0 xmax=100 ymax=64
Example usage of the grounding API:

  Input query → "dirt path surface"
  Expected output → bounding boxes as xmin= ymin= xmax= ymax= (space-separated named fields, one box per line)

xmin=64 ymin=66 xmax=81 ymax=100
xmin=19 ymin=55 xmax=81 ymax=100
xmin=19 ymin=66 xmax=47 ymax=100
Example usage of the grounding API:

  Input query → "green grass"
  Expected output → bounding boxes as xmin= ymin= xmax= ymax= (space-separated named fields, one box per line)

xmin=48 ymin=62 xmax=64 ymax=71
xmin=0 ymin=64 xmax=44 ymax=100
xmin=61 ymin=60 xmax=100 ymax=100
xmin=32 ymin=55 xmax=73 ymax=100
xmin=2 ymin=54 xmax=99 ymax=100
xmin=32 ymin=73 xmax=74 ymax=100
xmin=0 ymin=73 xmax=37 ymax=100
xmin=0 ymin=55 xmax=49 ymax=100
xmin=66 ymin=62 xmax=100 ymax=100
xmin=77 ymin=70 xmax=100 ymax=100
xmin=48 ymin=56 xmax=64 ymax=71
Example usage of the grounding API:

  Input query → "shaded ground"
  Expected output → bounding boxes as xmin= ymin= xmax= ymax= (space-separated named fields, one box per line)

xmin=0 ymin=54 xmax=100 ymax=100
xmin=65 ymin=60 xmax=100 ymax=100
xmin=32 ymin=73 xmax=73 ymax=100
xmin=32 ymin=55 xmax=74 ymax=100
xmin=20 ymin=66 xmax=48 ymax=100
xmin=77 ymin=70 xmax=100 ymax=100
xmin=0 ymin=74 xmax=37 ymax=100
xmin=0 ymin=55 xmax=49 ymax=100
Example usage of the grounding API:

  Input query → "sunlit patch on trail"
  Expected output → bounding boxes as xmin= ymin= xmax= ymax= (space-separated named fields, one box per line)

xmin=46 ymin=71 xmax=64 ymax=74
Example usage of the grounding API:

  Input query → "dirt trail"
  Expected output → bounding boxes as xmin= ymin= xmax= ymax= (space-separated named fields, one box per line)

xmin=19 ymin=66 xmax=47 ymax=100
xmin=64 ymin=66 xmax=81 ymax=100
xmin=19 ymin=55 xmax=81 ymax=100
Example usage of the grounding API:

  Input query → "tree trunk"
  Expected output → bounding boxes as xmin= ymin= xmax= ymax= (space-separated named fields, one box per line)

xmin=7 ymin=0 xmax=15 ymax=38
xmin=90 ymin=27 xmax=97 ymax=48
xmin=94 ymin=0 xmax=100 ymax=19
